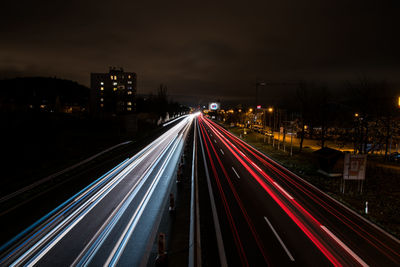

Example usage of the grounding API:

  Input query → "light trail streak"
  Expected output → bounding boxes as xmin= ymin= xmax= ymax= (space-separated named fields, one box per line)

xmin=3 ymin=116 xmax=193 ymax=266
xmin=200 ymin=116 xmax=342 ymax=266
xmin=199 ymin=119 xmax=270 ymax=265
xmin=105 ymin=118 xmax=193 ymax=266
xmin=208 ymin=118 xmax=400 ymax=264
xmin=198 ymin=121 xmax=249 ymax=267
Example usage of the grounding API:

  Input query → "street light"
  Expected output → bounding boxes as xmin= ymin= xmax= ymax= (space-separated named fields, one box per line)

xmin=354 ymin=113 xmax=359 ymax=117
xmin=249 ymin=108 xmax=253 ymax=113
xmin=268 ymin=107 xmax=273 ymax=113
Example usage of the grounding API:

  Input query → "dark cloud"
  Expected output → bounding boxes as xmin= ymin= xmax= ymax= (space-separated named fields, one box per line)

xmin=1 ymin=0 xmax=399 ymax=105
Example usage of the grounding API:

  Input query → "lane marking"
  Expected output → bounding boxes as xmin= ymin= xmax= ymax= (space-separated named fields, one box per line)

xmin=231 ymin=167 xmax=240 ymax=179
xmin=214 ymin=139 xmax=217 ymax=143
xmin=321 ymin=225 xmax=368 ymax=267
xmin=264 ymin=216 xmax=295 ymax=262
xmin=273 ymin=182 xmax=294 ymax=200
xmin=220 ymin=149 xmax=224 ymax=155
xmin=198 ymin=124 xmax=228 ymax=267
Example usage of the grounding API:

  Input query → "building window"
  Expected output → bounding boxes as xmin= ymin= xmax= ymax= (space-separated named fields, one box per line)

xmin=113 ymin=82 xmax=117 ymax=86
xmin=100 ymin=87 xmax=104 ymax=91
xmin=127 ymin=91 xmax=132 ymax=95
xmin=100 ymin=104 xmax=104 ymax=108
xmin=100 ymin=98 xmax=104 ymax=102
xmin=127 ymin=107 xmax=132 ymax=111
xmin=113 ymin=87 xmax=117 ymax=91
xmin=127 ymin=81 xmax=132 ymax=84
xmin=127 ymin=86 xmax=132 ymax=90
xmin=100 ymin=81 xmax=104 ymax=85
xmin=127 ymin=102 xmax=132 ymax=106
xmin=110 ymin=75 xmax=113 ymax=80
xmin=128 ymin=75 xmax=131 ymax=79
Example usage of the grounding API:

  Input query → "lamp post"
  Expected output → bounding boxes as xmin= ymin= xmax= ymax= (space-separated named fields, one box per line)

xmin=268 ymin=107 xmax=273 ymax=144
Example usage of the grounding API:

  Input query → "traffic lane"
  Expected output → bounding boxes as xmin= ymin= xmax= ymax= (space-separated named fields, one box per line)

xmin=89 ymin=121 xmax=192 ymax=266
xmin=0 ymin=158 xmax=133 ymax=266
xmin=201 ymin=122 xmax=330 ymax=266
xmin=198 ymin=122 xmax=270 ymax=266
xmin=117 ymin=134 xmax=186 ymax=267
xmin=21 ymin=130 xmax=181 ymax=266
xmin=249 ymin=155 xmax=400 ymax=266
xmin=207 ymin=121 xmax=369 ymax=266
xmin=200 ymin=120 xmax=343 ymax=262
xmin=216 ymin=125 xmax=400 ymax=266
xmin=28 ymin=142 xmax=175 ymax=266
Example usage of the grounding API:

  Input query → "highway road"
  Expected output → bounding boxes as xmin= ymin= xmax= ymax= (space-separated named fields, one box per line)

xmin=197 ymin=115 xmax=400 ymax=266
xmin=0 ymin=114 xmax=194 ymax=266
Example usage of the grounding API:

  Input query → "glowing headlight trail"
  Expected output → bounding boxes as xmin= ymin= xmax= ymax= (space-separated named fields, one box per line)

xmin=79 ymin=120 xmax=192 ymax=266
xmin=2 ymin=115 xmax=194 ymax=266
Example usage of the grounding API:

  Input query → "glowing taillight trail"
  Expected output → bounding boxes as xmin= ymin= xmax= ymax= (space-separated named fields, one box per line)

xmin=208 ymin=117 xmax=400 ymax=264
xmin=199 ymin=116 xmax=343 ymax=266
xmin=198 ymin=122 xmax=249 ymax=267
xmin=198 ymin=119 xmax=270 ymax=265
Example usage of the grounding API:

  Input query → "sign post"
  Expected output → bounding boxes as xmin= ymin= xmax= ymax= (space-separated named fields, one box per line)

xmin=342 ymin=152 xmax=367 ymax=193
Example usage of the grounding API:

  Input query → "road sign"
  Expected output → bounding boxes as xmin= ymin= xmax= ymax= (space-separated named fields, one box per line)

xmin=343 ymin=153 xmax=367 ymax=180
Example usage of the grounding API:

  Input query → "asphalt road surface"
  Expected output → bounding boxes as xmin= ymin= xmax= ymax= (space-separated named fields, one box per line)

xmin=197 ymin=115 xmax=400 ymax=267
xmin=0 ymin=114 xmax=194 ymax=266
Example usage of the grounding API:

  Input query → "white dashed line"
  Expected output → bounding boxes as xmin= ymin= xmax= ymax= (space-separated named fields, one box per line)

xmin=220 ymin=149 xmax=224 ymax=155
xmin=264 ymin=216 xmax=295 ymax=261
xmin=231 ymin=167 xmax=240 ymax=179
xmin=321 ymin=225 xmax=368 ymax=267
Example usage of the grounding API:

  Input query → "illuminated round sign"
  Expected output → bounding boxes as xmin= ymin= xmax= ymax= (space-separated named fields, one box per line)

xmin=209 ymin=102 xmax=220 ymax=110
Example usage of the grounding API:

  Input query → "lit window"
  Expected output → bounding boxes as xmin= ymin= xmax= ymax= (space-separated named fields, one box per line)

xmin=100 ymin=104 xmax=104 ymax=108
xmin=114 ymin=75 xmax=117 ymax=80
xmin=128 ymin=75 xmax=131 ymax=79
xmin=127 ymin=107 xmax=132 ymax=111
xmin=127 ymin=91 xmax=132 ymax=95
xmin=127 ymin=81 xmax=132 ymax=84
xmin=100 ymin=87 xmax=104 ymax=91
xmin=110 ymin=75 xmax=113 ymax=80
xmin=100 ymin=82 xmax=104 ymax=85
xmin=100 ymin=98 xmax=104 ymax=102
xmin=127 ymin=86 xmax=132 ymax=90
xmin=113 ymin=82 xmax=117 ymax=86
xmin=113 ymin=87 xmax=117 ymax=91
xmin=127 ymin=102 xmax=132 ymax=106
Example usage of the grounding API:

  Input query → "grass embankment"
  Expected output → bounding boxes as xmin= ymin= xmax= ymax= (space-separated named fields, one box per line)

xmin=225 ymin=124 xmax=400 ymax=239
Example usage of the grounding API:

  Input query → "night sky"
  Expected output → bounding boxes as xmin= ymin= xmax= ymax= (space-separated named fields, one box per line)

xmin=1 ymin=0 xmax=399 ymax=105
